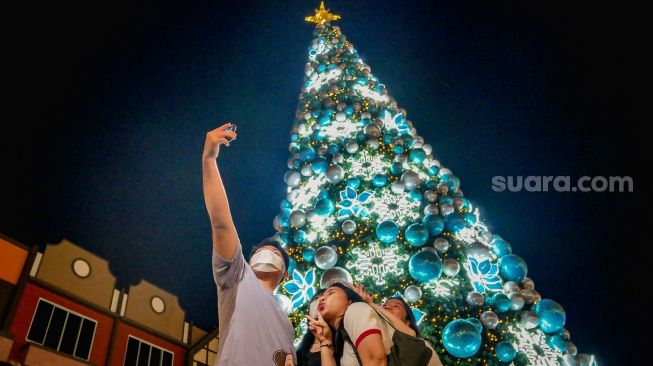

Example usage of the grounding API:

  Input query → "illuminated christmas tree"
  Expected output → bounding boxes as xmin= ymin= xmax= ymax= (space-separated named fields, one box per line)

xmin=273 ymin=3 xmax=597 ymax=365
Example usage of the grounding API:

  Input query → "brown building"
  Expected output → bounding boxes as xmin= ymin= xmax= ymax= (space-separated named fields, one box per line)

xmin=0 ymin=234 xmax=219 ymax=366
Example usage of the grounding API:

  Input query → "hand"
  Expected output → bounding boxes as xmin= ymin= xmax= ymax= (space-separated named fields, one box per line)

xmin=345 ymin=281 xmax=373 ymax=304
xmin=203 ymin=123 xmax=238 ymax=160
xmin=305 ymin=312 xmax=332 ymax=344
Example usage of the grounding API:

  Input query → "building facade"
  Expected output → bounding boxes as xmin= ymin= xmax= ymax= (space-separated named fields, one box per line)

xmin=0 ymin=234 xmax=219 ymax=366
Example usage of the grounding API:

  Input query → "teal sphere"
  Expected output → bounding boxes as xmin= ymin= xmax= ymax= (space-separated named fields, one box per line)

xmin=495 ymin=341 xmax=516 ymax=362
xmin=302 ymin=247 xmax=316 ymax=262
xmin=409 ymin=249 xmax=443 ymax=283
xmin=534 ymin=299 xmax=566 ymax=334
xmin=441 ymin=319 xmax=482 ymax=358
xmin=422 ymin=214 xmax=444 ymax=236
xmin=376 ymin=220 xmax=399 ymax=243
xmin=405 ymin=223 xmax=429 ymax=246
xmin=499 ymin=254 xmax=528 ymax=283
xmin=314 ymin=198 xmax=335 ymax=216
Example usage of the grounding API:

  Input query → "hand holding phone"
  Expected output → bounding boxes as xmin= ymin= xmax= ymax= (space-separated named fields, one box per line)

xmin=225 ymin=124 xmax=237 ymax=132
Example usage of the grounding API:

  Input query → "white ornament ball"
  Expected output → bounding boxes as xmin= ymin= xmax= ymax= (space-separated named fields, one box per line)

xmin=433 ymin=238 xmax=450 ymax=253
xmin=342 ymin=220 xmax=357 ymax=235
xmin=326 ymin=165 xmax=345 ymax=184
xmin=315 ymin=246 xmax=338 ymax=270
xmin=480 ymin=311 xmax=499 ymax=329
xmin=289 ymin=210 xmax=307 ymax=228
xmin=320 ymin=267 xmax=353 ymax=288
xmin=285 ymin=171 xmax=301 ymax=188
xmin=346 ymin=141 xmax=359 ymax=154
xmin=520 ymin=311 xmax=539 ymax=329
xmin=332 ymin=153 xmax=344 ymax=164
xmin=301 ymin=164 xmax=312 ymax=177
xmin=391 ymin=181 xmax=405 ymax=194
xmin=442 ymin=258 xmax=460 ymax=276
xmin=404 ymin=285 xmax=423 ymax=303
xmin=401 ymin=171 xmax=420 ymax=190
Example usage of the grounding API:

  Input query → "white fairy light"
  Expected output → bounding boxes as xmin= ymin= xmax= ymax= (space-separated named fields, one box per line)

xmin=307 ymin=214 xmax=335 ymax=241
xmin=508 ymin=324 xmax=562 ymax=366
xmin=353 ymin=84 xmax=389 ymax=103
xmin=348 ymin=150 xmax=391 ymax=180
xmin=347 ymin=242 xmax=409 ymax=285
xmin=424 ymin=278 xmax=460 ymax=297
xmin=371 ymin=188 xmax=420 ymax=227
xmin=320 ymin=119 xmax=361 ymax=140
xmin=288 ymin=175 xmax=327 ymax=210
xmin=306 ymin=68 xmax=342 ymax=92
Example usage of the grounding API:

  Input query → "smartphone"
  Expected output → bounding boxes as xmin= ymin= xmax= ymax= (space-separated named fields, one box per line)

xmin=226 ymin=124 xmax=237 ymax=132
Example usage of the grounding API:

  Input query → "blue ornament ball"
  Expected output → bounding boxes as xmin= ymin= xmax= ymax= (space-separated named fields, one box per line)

xmin=376 ymin=220 xmax=399 ymax=244
xmin=495 ymin=341 xmax=516 ymax=362
xmin=534 ymin=299 xmax=567 ymax=334
xmin=499 ymin=254 xmax=528 ymax=283
xmin=390 ymin=162 xmax=403 ymax=175
xmin=444 ymin=213 xmax=467 ymax=233
xmin=440 ymin=174 xmax=461 ymax=190
xmin=294 ymin=230 xmax=307 ymax=244
xmin=299 ymin=146 xmax=316 ymax=162
xmin=422 ymin=214 xmax=444 ymax=236
xmin=409 ymin=249 xmax=443 ymax=283
xmin=347 ymin=178 xmax=361 ymax=189
xmin=277 ymin=208 xmax=292 ymax=228
xmin=547 ymin=335 xmax=568 ymax=352
xmin=372 ymin=174 xmax=388 ymax=187
xmin=441 ymin=319 xmax=482 ymax=358
xmin=493 ymin=294 xmax=512 ymax=313
xmin=287 ymin=257 xmax=296 ymax=274
xmin=491 ymin=236 xmax=512 ymax=258
xmin=311 ymin=158 xmax=329 ymax=174
xmin=314 ymin=198 xmax=335 ymax=216
xmin=302 ymin=247 xmax=316 ymax=262
xmin=467 ymin=317 xmax=483 ymax=333
xmin=405 ymin=223 xmax=429 ymax=246
xmin=427 ymin=165 xmax=440 ymax=176
xmin=409 ymin=148 xmax=426 ymax=164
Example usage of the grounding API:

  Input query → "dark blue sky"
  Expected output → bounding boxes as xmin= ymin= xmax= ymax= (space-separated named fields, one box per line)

xmin=2 ymin=1 xmax=646 ymax=364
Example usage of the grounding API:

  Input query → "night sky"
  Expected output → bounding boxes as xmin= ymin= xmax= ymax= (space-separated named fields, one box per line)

xmin=2 ymin=1 xmax=647 ymax=364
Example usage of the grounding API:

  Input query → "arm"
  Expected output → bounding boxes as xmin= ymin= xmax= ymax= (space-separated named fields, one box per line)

xmin=349 ymin=283 xmax=417 ymax=337
xmin=202 ymin=123 xmax=239 ymax=260
xmin=357 ymin=334 xmax=388 ymax=366
xmin=306 ymin=314 xmax=337 ymax=366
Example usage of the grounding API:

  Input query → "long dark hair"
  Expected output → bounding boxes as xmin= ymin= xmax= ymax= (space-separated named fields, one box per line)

xmin=327 ymin=282 xmax=365 ymax=365
xmin=296 ymin=288 xmax=327 ymax=364
xmin=385 ymin=295 xmax=422 ymax=337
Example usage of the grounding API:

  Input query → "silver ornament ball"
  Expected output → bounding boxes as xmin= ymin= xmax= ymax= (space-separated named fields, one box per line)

xmin=433 ymin=238 xmax=450 ymax=253
xmin=342 ymin=220 xmax=357 ymax=235
xmin=320 ymin=267 xmax=353 ymax=288
xmin=403 ymin=285 xmax=423 ymax=303
xmin=315 ymin=246 xmax=338 ymax=270
xmin=442 ymin=258 xmax=460 ymax=276
xmin=480 ymin=311 xmax=499 ymax=329
xmin=326 ymin=165 xmax=345 ymax=184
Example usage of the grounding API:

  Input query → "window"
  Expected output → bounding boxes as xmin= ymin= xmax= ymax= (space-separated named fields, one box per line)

xmin=26 ymin=298 xmax=97 ymax=360
xmin=124 ymin=335 xmax=174 ymax=366
xmin=193 ymin=336 xmax=218 ymax=366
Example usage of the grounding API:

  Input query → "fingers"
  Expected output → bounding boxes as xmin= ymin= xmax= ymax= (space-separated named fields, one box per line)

xmin=217 ymin=122 xmax=235 ymax=131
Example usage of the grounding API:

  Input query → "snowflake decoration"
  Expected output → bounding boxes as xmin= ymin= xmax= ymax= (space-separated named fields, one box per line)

xmin=463 ymin=257 xmax=503 ymax=294
xmin=306 ymin=214 xmax=336 ymax=242
xmin=454 ymin=210 xmax=488 ymax=245
xmin=348 ymin=150 xmax=391 ymax=180
xmin=380 ymin=110 xmax=411 ymax=135
xmin=508 ymin=324 xmax=563 ymax=366
xmin=305 ymin=68 xmax=342 ymax=92
xmin=283 ymin=269 xmax=317 ymax=309
xmin=353 ymin=84 xmax=388 ymax=103
xmin=347 ymin=242 xmax=409 ymax=285
xmin=320 ymin=119 xmax=361 ymax=140
xmin=288 ymin=175 xmax=326 ymax=210
xmin=424 ymin=278 xmax=460 ymax=297
xmin=308 ymin=39 xmax=330 ymax=61
xmin=370 ymin=187 xmax=420 ymax=227
xmin=337 ymin=187 xmax=374 ymax=220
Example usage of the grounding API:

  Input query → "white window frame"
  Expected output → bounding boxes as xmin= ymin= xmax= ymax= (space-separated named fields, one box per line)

xmin=123 ymin=335 xmax=175 ymax=366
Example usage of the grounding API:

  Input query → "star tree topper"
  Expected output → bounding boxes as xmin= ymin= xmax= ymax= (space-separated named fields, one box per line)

xmin=305 ymin=1 xmax=341 ymax=25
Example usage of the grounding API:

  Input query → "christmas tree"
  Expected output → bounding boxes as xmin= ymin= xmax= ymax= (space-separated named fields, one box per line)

xmin=273 ymin=3 xmax=596 ymax=365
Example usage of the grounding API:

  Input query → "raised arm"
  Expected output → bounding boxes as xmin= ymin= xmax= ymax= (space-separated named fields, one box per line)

xmin=349 ymin=283 xmax=417 ymax=337
xmin=202 ymin=123 xmax=239 ymax=260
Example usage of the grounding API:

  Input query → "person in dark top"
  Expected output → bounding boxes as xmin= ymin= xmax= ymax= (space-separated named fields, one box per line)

xmin=297 ymin=288 xmax=327 ymax=366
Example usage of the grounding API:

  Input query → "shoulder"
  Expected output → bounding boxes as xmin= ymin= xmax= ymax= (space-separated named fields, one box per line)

xmin=344 ymin=302 xmax=378 ymax=327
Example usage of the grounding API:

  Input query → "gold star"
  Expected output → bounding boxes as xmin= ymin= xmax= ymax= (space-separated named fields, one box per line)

xmin=305 ymin=1 xmax=341 ymax=25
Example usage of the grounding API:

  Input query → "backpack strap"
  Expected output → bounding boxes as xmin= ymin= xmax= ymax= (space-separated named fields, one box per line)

xmin=342 ymin=329 xmax=364 ymax=365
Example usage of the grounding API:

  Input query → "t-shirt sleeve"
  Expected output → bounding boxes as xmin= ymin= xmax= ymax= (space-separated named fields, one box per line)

xmin=212 ymin=242 xmax=246 ymax=290
xmin=343 ymin=302 xmax=383 ymax=349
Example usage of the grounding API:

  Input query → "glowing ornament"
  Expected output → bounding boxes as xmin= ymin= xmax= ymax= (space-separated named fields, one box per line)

xmin=320 ymin=266 xmax=353 ymax=288
xmin=441 ymin=319 xmax=482 ymax=358
xmin=499 ymin=254 xmax=528 ymax=283
xmin=534 ymin=299 xmax=567 ymax=334
xmin=409 ymin=249 xmax=443 ymax=283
